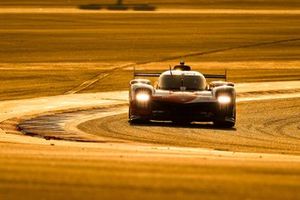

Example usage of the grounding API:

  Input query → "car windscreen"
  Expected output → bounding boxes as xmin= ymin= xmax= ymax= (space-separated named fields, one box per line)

xmin=158 ymin=75 xmax=206 ymax=90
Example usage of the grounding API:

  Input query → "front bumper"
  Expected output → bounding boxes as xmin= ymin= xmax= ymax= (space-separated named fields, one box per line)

xmin=150 ymin=101 xmax=218 ymax=121
xmin=130 ymin=99 xmax=235 ymax=123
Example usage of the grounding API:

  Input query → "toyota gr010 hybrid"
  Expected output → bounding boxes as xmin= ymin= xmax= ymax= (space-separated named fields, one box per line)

xmin=129 ymin=62 xmax=236 ymax=127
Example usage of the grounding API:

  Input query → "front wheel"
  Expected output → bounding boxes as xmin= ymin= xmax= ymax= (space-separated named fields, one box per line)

xmin=129 ymin=118 xmax=149 ymax=125
xmin=128 ymin=106 xmax=150 ymax=124
xmin=213 ymin=120 xmax=235 ymax=128
xmin=214 ymin=106 xmax=236 ymax=128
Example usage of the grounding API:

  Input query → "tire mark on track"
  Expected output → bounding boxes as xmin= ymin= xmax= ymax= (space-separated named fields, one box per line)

xmin=76 ymin=98 xmax=300 ymax=154
xmin=157 ymin=37 xmax=300 ymax=62
xmin=15 ymin=107 xmax=121 ymax=142
xmin=65 ymin=73 xmax=110 ymax=95
xmin=6 ymin=94 xmax=300 ymax=155
xmin=95 ymin=113 xmax=300 ymax=153
xmin=263 ymin=114 xmax=300 ymax=141
xmin=65 ymin=37 xmax=300 ymax=94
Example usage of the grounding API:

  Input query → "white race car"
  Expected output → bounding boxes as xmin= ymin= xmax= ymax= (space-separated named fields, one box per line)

xmin=129 ymin=62 xmax=236 ymax=127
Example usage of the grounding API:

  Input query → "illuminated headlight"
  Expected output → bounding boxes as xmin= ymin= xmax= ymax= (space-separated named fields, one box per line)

xmin=217 ymin=95 xmax=231 ymax=104
xmin=136 ymin=92 xmax=150 ymax=102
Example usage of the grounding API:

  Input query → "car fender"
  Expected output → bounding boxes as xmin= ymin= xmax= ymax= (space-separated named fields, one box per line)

xmin=130 ymin=82 xmax=154 ymax=101
xmin=212 ymin=85 xmax=236 ymax=100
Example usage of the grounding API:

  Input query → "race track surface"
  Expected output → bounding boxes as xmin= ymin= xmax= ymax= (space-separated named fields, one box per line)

xmin=1 ymin=81 xmax=300 ymax=200
xmin=80 ymin=98 xmax=300 ymax=155
xmin=1 ymin=3 xmax=300 ymax=199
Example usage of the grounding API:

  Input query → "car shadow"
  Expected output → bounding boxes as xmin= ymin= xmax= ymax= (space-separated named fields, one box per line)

xmin=78 ymin=4 xmax=156 ymax=11
xmin=78 ymin=4 xmax=103 ymax=10
xmin=130 ymin=120 xmax=237 ymax=131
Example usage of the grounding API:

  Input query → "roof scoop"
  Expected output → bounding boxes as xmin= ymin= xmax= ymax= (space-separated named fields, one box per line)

xmin=173 ymin=61 xmax=191 ymax=71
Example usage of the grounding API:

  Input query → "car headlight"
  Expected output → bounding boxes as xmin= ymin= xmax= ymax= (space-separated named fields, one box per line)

xmin=217 ymin=95 xmax=231 ymax=104
xmin=136 ymin=92 xmax=150 ymax=102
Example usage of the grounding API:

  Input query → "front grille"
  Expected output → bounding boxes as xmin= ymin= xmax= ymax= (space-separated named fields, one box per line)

xmin=151 ymin=100 xmax=217 ymax=115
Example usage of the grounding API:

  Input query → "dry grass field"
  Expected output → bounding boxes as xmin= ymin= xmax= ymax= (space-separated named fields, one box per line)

xmin=1 ymin=12 xmax=300 ymax=99
xmin=1 ymin=2 xmax=300 ymax=199
xmin=1 ymin=0 xmax=300 ymax=9
xmin=1 ymin=13 xmax=300 ymax=63
xmin=0 ymin=1 xmax=300 ymax=100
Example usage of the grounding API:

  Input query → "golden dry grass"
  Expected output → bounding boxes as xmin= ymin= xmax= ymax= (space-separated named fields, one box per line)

xmin=1 ymin=0 xmax=300 ymax=10
xmin=1 ymin=2 xmax=300 ymax=200
xmin=0 ymin=2 xmax=300 ymax=100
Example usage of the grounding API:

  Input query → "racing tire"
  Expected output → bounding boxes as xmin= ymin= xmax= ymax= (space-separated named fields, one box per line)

xmin=129 ymin=118 xmax=149 ymax=124
xmin=128 ymin=106 xmax=150 ymax=124
xmin=213 ymin=120 xmax=235 ymax=128
xmin=214 ymin=107 xmax=236 ymax=128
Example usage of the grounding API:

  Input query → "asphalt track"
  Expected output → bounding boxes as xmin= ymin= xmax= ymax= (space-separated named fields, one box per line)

xmin=1 ymin=81 xmax=300 ymax=156
xmin=1 ymin=4 xmax=300 ymax=199
xmin=1 ymin=81 xmax=300 ymax=199
xmin=18 ymin=84 xmax=300 ymax=155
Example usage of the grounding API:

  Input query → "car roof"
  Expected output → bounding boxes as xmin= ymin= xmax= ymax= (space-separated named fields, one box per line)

xmin=161 ymin=70 xmax=203 ymax=77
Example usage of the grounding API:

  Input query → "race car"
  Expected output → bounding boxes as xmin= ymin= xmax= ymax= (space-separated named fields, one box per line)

xmin=129 ymin=62 xmax=236 ymax=127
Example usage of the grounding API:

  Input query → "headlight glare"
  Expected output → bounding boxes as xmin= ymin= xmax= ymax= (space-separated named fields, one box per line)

xmin=136 ymin=92 xmax=150 ymax=102
xmin=217 ymin=95 xmax=231 ymax=104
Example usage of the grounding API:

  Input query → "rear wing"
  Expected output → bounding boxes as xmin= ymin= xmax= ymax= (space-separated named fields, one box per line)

xmin=134 ymin=72 xmax=161 ymax=77
xmin=203 ymin=71 xmax=227 ymax=81
xmin=133 ymin=67 xmax=228 ymax=81
xmin=133 ymin=66 xmax=161 ymax=78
